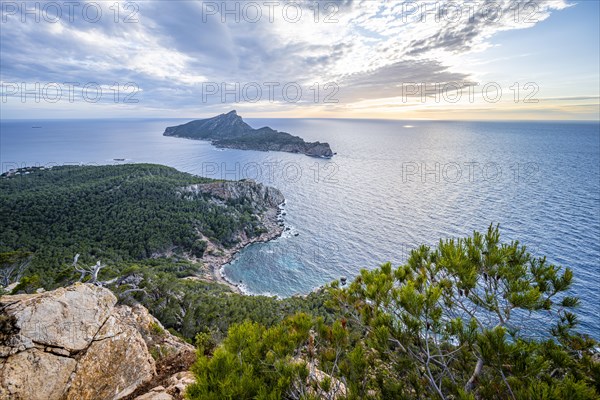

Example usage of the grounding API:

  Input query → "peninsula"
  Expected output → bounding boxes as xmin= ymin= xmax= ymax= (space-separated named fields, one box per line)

xmin=0 ymin=164 xmax=284 ymax=292
xmin=163 ymin=110 xmax=334 ymax=158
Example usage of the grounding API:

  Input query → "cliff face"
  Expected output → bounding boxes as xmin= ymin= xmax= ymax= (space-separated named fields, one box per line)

xmin=180 ymin=180 xmax=285 ymax=209
xmin=0 ymin=284 xmax=195 ymax=400
xmin=305 ymin=142 xmax=335 ymax=158
xmin=179 ymin=180 xmax=285 ymax=292
xmin=164 ymin=111 xmax=334 ymax=158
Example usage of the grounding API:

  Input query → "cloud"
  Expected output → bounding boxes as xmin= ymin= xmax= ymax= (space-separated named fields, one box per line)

xmin=337 ymin=60 xmax=476 ymax=103
xmin=0 ymin=0 xmax=576 ymax=116
xmin=404 ymin=0 xmax=572 ymax=56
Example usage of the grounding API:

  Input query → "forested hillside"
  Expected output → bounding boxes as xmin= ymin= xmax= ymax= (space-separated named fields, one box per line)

xmin=0 ymin=164 xmax=333 ymax=346
xmin=0 ymin=164 xmax=270 ymax=286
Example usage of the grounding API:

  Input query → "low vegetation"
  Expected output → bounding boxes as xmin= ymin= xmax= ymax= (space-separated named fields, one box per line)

xmin=187 ymin=226 xmax=599 ymax=399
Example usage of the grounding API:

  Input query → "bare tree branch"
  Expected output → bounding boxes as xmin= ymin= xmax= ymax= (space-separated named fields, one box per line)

xmin=72 ymin=255 xmax=106 ymax=285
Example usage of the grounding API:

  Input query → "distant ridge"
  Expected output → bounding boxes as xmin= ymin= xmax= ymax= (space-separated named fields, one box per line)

xmin=163 ymin=111 xmax=334 ymax=158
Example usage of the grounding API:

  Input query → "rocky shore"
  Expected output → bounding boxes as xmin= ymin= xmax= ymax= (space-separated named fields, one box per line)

xmin=179 ymin=180 xmax=286 ymax=293
xmin=210 ymin=204 xmax=284 ymax=294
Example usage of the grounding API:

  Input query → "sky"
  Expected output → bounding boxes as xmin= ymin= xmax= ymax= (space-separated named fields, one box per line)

xmin=0 ymin=0 xmax=599 ymax=120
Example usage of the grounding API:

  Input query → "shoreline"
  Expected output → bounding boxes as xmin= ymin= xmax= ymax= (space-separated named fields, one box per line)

xmin=202 ymin=202 xmax=285 ymax=295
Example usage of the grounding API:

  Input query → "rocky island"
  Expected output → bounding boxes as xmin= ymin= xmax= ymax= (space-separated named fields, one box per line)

xmin=163 ymin=110 xmax=334 ymax=158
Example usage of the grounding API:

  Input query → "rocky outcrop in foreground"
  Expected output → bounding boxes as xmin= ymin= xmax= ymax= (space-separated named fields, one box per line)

xmin=0 ymin=283 xmax=195 ymax=400
xmin=164 ymin=110 xmax=334 ymax=158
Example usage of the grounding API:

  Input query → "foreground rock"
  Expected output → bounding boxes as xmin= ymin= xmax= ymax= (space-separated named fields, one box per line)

xmin=0 ymin=283 xmax=195 ymax=400
xmin=132 ymin=371 xmax=195 ymax=400
xmin=164 ymin=110 xmax=334 ymax=158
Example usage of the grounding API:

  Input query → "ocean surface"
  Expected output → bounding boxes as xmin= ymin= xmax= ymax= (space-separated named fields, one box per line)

xmin=1 ymin=118 xmax=599 ymax=337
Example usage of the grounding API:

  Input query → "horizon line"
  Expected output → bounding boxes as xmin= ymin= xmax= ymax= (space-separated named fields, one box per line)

xmin=1 ymin=117 xmax=599 ymax=124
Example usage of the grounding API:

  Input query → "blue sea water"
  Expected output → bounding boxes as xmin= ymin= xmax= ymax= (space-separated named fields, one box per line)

xmin=1 ymin=118 xmax=599 ymax=337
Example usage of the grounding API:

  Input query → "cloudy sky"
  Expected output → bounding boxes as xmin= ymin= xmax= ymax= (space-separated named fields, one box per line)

xmin=1 ymin=0 xmax=598 ymax=119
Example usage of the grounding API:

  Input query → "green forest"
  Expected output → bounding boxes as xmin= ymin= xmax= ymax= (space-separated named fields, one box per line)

xmin=0 ymin=164 xmax=265 ymax=286
xmin=1 ymin=165 xmax=598 ymax=399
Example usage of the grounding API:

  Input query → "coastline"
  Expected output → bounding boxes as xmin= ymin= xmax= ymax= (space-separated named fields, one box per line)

xmin=202 ymin=202 xmax=285 ymax=294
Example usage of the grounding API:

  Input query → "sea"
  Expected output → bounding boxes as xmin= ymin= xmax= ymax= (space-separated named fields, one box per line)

xmin=1 ymin=118 xmax=599 ymax=338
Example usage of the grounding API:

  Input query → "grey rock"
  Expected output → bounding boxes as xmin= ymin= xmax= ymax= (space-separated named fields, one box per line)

xmin=0 ymin=283 xmax=195 ymax=400
xmin=0 ymin=348 xmax=76 ymax=400
xmin=180 ymin=180 xmax=285 ymax=209
xmin=1 ymin=283 xmax=116 ymax=352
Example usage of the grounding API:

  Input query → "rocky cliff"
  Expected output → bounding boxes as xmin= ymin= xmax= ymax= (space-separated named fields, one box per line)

xmin=164 ymin=111 xmax=334 ymax=158
xmin=178 ymin=180 xmax=285 ymax=292
xmin=179 ymin=180 xmax=285 ymax=209
xmin=0 ymin=283 xmax=195 ymax=400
